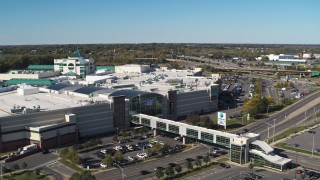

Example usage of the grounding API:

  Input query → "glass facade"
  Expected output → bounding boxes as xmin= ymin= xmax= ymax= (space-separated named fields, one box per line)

xmin=201 ymin=132 xmax=214 ymax=143
xmin=156 ymin=121 xmax=167 ymax=131
xmin=168 ymin=124 xmax=179 ymax=134
xmin=131 ymin=116 xmax=139 ymax=124
xmin=129 ymin=93 xmax=164 ymax=116
xmin=249 ymin=144 xmax=266 ymax=154
xmin=249 ymin=153 xmax=283 ymax=170
xmin=216 ymin=135 xmax=230 ymax=147
xmin=230 ymin=144 xmax=246 ymax=164
xmin=186 ymin=128 xmax=198 ymax=139
xmin=141 ymin=118 xmax=150 ymax=127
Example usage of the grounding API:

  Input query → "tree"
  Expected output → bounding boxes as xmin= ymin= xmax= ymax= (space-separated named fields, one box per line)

xmin=112 ymin=135 xmax=118 ymax=142
xmin=155 ymin=169 xmax=164 ymax=180
xmin=153 ymin=142 xmax=162 ymax=153
xmin=175 ymin=164 xmax=182 ymax=174
xmin=161 ymin=144 xmax=170 ymax=154
xmin=195 ymin=157 xmax=202 ymax=167
xmin=261 ymin=56 xmax=269 ymax=62
xmin=103 ymin=155 xmax=113 ymax=167
xmin=185 ymin=161 xmax=193 ymax=171
xmin=203 ymin=154 xmax=211 ymax=164
xmin=248 ymin=163 xmax=254 ymax=170
xmin=147 ymin=148 xmax=154 ymax=157
xmin=11 ymin=163 xmax=19 ymax=171
xmin=114 ymin=151 xmax=124 ymax=162
xmin=165 ymin=166 xmax=175 ymax=177
xmin=70 ymin=171 xmax=96 ymax=180
xmin=22 ymin=162 xmax=28 ymax=169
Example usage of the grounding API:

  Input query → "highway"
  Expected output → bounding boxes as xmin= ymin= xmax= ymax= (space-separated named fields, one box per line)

xmin=232 ymin=90 xmax=320 ymax=140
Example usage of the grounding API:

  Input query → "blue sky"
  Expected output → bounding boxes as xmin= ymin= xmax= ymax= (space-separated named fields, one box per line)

xmin=1 ymin=0 xmax=319 ymax=45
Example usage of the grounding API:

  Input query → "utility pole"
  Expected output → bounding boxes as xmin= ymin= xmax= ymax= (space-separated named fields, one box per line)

xmin=273 ymin=119 xmax=276 ymax=143
xmin=114 ymin=163 xmax=125 ymax=180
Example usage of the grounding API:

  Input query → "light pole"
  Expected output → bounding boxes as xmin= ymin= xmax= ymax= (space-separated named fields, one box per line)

xmin=114 ymin=163 xmax=125 ymax=180
xmin=265 ymin=122 xmax=273 ymax=143
xmin=309 ymin=131 xmax=316 ymax=156
xmin=272 ymin=119 xmax=276 ymax=143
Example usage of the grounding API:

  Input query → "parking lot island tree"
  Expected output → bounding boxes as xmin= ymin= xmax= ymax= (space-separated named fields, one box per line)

xmin=155 ymin=169 xmax=164 ymax=180
xmin=175 ymin=164 xmax=182 ymax=174
xmin=203 ymin=154 xmax=211 ymax=164
xmin=103 ymin=154 xmax=113 ymax=168
xmin=165 ymin=166 xmax=175 ymax=177
xmin=114 ymin=150 xmax=124 ymax=162
xmin=195 ymin=157 xmax=202 ymax=167
xmin=186 ymin=161 xmax=193 ymax=172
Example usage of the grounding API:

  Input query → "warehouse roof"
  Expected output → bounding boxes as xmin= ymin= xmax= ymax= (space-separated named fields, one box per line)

xmin=109 ymin=89 xmax=153 ymax=99
xmin=4 ymin=79 xmax=54 ymax=86
xmin=27 ymin=65 xmax=54 ymax=70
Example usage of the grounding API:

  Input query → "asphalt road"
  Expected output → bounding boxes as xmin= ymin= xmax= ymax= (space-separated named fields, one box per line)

xmin=232 ymin=91 xmax=320 ymax=140
xmin=94 ymin=144 xmax=214 ymax=180
xmin=3 ymin=151 xmax=57 ymax=170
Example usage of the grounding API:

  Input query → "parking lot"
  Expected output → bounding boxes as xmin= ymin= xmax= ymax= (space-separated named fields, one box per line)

xmin=285 ymin=126 xmax=320 ymax=153
xmin=79 ymin=133 xmax=185 ymax=169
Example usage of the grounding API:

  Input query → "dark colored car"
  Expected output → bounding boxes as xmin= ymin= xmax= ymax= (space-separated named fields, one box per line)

xmin=196 ymin=155 xmax=203 ymax=159
xmin=154 ymin=166 xmax=164 ymax=171
xmin=185 ymin=158 xmax=194 ymax=162
xmin=242 ymin=128 xmax=249 ymax=133
xmin=42 ymin=149 xmax=49 ymax=154
xmin=140 ymin=170 xmax=150 ymax=175
xmin=168 ymin=163 xmax=176 ymax=167
xmin=219 ymin=163 xmax=230 ymax=168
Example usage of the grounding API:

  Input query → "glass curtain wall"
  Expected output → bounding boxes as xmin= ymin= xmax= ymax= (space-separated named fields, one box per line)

xmin=129 ymin=93 xmax=164 ymax=116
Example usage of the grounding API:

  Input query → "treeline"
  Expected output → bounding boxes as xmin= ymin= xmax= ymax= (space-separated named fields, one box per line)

xmin=0 ymin=54 xmax=66 ymax=73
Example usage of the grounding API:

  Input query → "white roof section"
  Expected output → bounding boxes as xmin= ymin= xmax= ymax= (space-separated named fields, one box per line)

xmin=0 ymin=90 xmax=108 ymax=117
xmin=110 ymin=69 xmax=215 ymax=96
xmin=252 ymin=140 xmax=274 ymax=154
xmin=250 ymin=149 xmax=292 ymax=166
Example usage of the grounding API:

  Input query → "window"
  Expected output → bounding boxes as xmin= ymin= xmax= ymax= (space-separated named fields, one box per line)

xmin=156 ymin=121 xmax=166 ymax=131
xmin=141 ymin=118 xmax=150 ymax=127
xmin=168 ymin=124 xmax=179 ymax=134
xmin=201 ymin=132 xmax=213 ymax=143
xmin=186 ymin=128 xmax=198 ymax=139
xmin=216 ymin=135 xmax=230 ymax=147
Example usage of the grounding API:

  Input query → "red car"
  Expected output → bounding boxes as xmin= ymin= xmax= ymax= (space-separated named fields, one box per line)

xmin=296 ymin=169 xmax=303 ymax=174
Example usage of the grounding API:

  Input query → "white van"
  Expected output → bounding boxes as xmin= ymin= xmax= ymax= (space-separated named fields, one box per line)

xmin=20 ymin=144 xmax=38 ymax=154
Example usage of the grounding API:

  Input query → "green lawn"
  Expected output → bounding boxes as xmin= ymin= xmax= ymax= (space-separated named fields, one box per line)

xmin=3 ymin=171 xmax=48 ymax=180
xmin=58 ymin=159 xmax=83 ymax=172
xmin=271 ymin=126 xmax=308 ymax=142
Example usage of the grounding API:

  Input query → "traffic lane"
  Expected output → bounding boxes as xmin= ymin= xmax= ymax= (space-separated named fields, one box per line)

xmin=41 ymin=166 xmax=64 ymax=180
xmin=257 ymin=104 xmax=320 ymax=140
xmin=94 ymin=145 xmax=209 ymax=180
xmin=250 ymin=97 xmax=320 ymax=136
xmin=4 ymin=151 xmax=57 ymax=169
xmin=285 ymin=126 xmax=320 ymax=152
xmin=282 ymin=151 xmax=320 ymax=170
xmin=230 ymin=91 xmax=320 ymax=133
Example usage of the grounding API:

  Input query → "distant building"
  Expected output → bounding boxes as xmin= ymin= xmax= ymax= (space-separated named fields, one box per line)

xmin=54 ymin=50 xmax=95 ymax=77
xmin=115 ymin=64 xmax=150 ymax=74
xmin=267 ymin=54 xmax=295 ymax=61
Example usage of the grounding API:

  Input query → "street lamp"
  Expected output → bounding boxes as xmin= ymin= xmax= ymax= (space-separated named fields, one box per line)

xmin=309 ymin=131 xmax=316 ymax=156
xmin=265 ymin=122 xmax=273 ymax=143
xmin=114 ymin=163 xmax=125 ymax=180
xmin=272 ymin=119 xmax=276 ymax=143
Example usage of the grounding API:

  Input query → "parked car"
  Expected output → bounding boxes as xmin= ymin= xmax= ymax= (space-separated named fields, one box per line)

xmin=140 ymin=170 xmax=150 ymax=175
xmin=42 ymin=149 xmax=49 ymax=154
xmin=100 ymin=163 xmax=108 ymax=168
xmin=168 ymin=163 xmax=176 ymax=167
xmin=296 ymin=169 xmax=303 ymax=174
xmin=154 ymin=166 xmax=164 ymax=171
xmin=137 ymin=153 xmax=148 ymax=159
xmin=219 ymin=163 xmax=230 ymax=168
xmin=292 ymin=144 xmax=299 ymax=147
